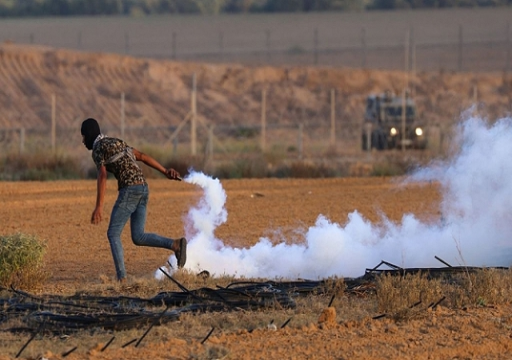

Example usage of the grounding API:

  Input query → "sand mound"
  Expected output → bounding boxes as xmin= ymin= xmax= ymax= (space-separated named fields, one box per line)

xmin=0 ymin=42 xmax=509 ymax=135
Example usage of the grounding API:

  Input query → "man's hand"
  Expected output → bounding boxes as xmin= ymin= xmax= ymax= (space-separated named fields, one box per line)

xmin=91 ymin=207 xmax=102 ymax=224
xmin=165 ymin=168 xmax=181 ymax=181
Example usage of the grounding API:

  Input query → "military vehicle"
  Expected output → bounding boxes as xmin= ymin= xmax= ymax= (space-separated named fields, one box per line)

xmin=362 ymin=91 xmax=427 ymax=150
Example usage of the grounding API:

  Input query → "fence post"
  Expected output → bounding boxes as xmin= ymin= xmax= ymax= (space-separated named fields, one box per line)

xmin=404 ymin=29 xmax=409 ymax=91
xmin=298 ymin=123 xmax=303 ymax=160
xmin=401 ymin=88 xmax=406 ymax=152
xmin=19 ymin=128 xmax=25 ymax=155
xmin=120 ymin=92 xmax=125 ymax=138
xmin=402 ymin=30 xmax=409 ymax=153
xmin=51 ymin=93 xmax=56 ymax=152
xmin=219 ymin=31 xmax=224 ymax=60
xmin=191 ymin=73 xmax=197 ymax=156
xmin=208 ymin=124 xmax=214 ymax=161
xmin=507 ymin=21 xmax=511 ymax=107
xmin=361 ymin=27 xmax=366 ymax=68
xmin=261 ymin=88 xmax=266 ymax=152
xmin=458 ymin=24 xmax=463 ymax=72
xmin=507 ymin=21 xmax=510 ymax=74
xmin=411 ymin=27 xmax=416 ymax=97
xmin=314 ymin=28 xmax=319 ymax=65
xmin=473 ymin=85 xmax=478 ymax=116
xmin=125 ymin=31 xmax=130 ymax=54
xmin=265 ymin=29 xmax=271 ymax=63
xmin=172 ymin=32 xmax=177 ymax=59
xmin=330 ymin=89 xmax=335 ymax=146
xmin=365 ymin=123 xmax=372 ymax=152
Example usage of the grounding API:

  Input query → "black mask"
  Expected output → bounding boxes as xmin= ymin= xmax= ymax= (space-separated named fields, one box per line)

xmin=81 ymin=118 xmax=101 ymax=150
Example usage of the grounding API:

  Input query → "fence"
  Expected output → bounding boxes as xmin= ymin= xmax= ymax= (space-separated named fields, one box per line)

xmin=0 ymin=77 xmax=456 ymax=174
xmin=0 ymin=86 xmax=352 ymax=162
xmin=0 ymin=8 xmax=511 ymax=72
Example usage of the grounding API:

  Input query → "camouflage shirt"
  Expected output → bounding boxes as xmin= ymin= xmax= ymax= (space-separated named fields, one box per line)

xmin=92 ymin=136 xmax=146 ymax=190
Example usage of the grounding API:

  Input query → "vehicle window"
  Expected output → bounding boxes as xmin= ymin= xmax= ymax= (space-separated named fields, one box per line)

xmin=385 ymin=106 xmax=415 ymax=117
xmin=385 ymin=107 xmax=400 ymax=116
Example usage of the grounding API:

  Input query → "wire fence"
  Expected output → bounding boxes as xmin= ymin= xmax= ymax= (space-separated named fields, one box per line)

xmin=0 ymin=73 xmax=487 ymax=176
xmin=1 ymin=71 xmax=361 ymax=161
xmin=0 ymin=88 xmax=447 ymax=171
xmin=0 ymin=114 xmax=358 ymax=160
xmin=0 ymin=9 xmax=511 ymax=72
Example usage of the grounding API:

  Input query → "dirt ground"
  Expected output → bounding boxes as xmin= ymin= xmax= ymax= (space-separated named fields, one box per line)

xmin=1 ymin=177 xmax=512 ymax=359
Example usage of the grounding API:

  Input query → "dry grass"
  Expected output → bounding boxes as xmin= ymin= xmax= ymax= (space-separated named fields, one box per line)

xmin=2 ymin=268 xmax=512 ymax=358
xmin=374 ymin=269 xmax=512 ymax=322
xmin=443 ymin=268 xmax=512 ymax=308
xmin=375 ymin=272 xmax=444 ymax=321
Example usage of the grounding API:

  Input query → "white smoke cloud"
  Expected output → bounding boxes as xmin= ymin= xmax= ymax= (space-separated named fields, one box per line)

xmin=157 ymin=113 xmax=512 ymax=280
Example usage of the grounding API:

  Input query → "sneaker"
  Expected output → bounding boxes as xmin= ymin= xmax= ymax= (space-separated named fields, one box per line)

xmin=175 ymin=237 xmax=187 ymax=268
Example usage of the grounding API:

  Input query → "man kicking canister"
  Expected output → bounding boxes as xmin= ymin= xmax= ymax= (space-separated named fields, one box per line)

xmin=81 ymin=118 xmax=187 ymax=282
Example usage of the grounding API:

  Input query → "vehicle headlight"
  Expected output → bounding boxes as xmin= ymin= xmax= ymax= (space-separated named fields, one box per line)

xmin=390 ymin=127 xmax=397 ymax=136
xmin=415 ymin=127 xmax=423 ymax=136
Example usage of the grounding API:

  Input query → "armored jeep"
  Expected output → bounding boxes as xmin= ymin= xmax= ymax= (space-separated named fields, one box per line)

xmin=362 ymin=91 xmax=427 ymax=151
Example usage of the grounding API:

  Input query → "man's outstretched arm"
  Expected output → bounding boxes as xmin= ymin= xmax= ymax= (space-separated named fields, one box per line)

xmin=132 ymin=148 xmax=181 ymax=180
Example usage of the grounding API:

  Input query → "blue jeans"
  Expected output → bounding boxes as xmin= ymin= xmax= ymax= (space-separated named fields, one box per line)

xmin=107 ymin=184 xmax=174 ymax=280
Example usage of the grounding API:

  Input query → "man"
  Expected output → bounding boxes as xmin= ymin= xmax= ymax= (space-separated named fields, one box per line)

xmin=81 ymin=118 xmax=186 ymax=282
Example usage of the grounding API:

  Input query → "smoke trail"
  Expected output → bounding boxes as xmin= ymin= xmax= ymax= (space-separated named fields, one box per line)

xmin=157 ymin=114 xmax=512 ymax=280
xmin=406 ymin=113 xmax=512 ymax=267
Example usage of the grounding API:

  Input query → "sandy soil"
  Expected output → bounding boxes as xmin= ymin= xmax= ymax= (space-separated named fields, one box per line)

xmin=1 ymin=177 xmax=512 ymax=359
xmin=0 ymin=42 xmax=511 ymax=146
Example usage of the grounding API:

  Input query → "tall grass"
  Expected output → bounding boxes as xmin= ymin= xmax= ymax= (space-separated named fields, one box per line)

xmin=0 ymin=233 xmax=49 ymax=289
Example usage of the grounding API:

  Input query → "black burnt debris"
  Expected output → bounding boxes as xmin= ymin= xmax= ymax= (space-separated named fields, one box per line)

xmin=0 ymin=260 xmax=509 ymax=335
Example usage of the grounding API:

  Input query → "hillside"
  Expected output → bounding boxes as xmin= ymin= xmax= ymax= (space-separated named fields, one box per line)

xmin=0 ymin=42 xmax=510 ymax=151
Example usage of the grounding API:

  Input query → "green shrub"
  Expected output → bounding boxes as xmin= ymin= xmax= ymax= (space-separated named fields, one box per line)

xmin=0 ymin=152 xmax=82 ymax=181
xmin=0 ymin=233 xmax=48 ymax=289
